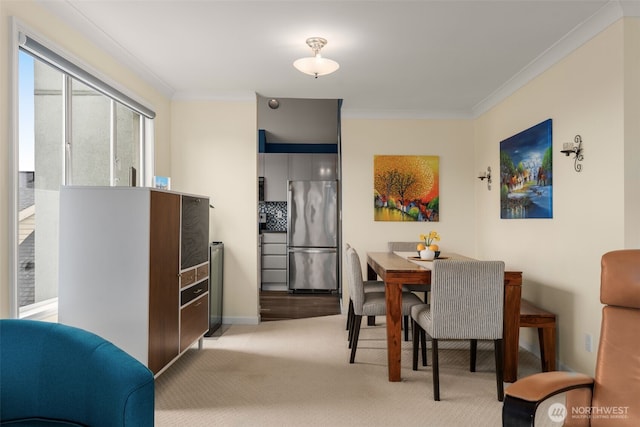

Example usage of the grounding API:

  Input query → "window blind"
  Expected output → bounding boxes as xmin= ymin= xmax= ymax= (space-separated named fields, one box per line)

xmin=19 ymin=32 xmax=156 ymax=119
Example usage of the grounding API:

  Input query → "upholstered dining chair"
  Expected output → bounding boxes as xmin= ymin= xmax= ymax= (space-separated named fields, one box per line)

xmin=502 ymin=249 xmax=640 ymax=426
xmin=411 ymin=259 xmax=505 ymax=401
xmin=345 ymin=247 xmax=423 ymax=363
xmin=387 ymin=241 xmax=424 ymax=254
xmin=344 ymin=243 xmax=386 ymax=334
xmin=387 ymin=241 xmax=432 ymax=339
xmin=387 ymin=241 xmax=431 ymax=299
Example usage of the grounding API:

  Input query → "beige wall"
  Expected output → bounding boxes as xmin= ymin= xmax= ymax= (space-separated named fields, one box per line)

xmin=170 ymin=99 xmax=260 ymax=324
xmin=0 ymin=1 xmax=171 ymax=318
xmin=474 ymin=19 xmax=636 ymax=376
xmin=341 ymin=118 xmax=476 ymax=288
xmin=342 ymin=18 xmax=639 ymax=377
xmin=624 ymin=18 xmax=640 ymax=248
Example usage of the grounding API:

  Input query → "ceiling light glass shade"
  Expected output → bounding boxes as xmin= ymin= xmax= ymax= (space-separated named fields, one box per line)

xmin=294 ymin=37 xmax=339 ymax=78
xmin=293 ymin=55 xmax=340 ymax=77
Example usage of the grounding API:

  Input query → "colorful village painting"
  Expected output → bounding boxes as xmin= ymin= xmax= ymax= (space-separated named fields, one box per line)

xmin=373 ymin=155 xmax=439 ymax=222
xmin=500 ymin=119 xmax=553 ymax=219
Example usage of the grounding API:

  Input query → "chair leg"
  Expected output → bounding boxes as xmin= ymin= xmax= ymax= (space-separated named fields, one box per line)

xmin=420 ymin=329 xmax=427 ymax=366
xmin=348 ymin=309 xmax=357 ymax=348
xmin=432 ymin=339 xmax=440 ymax=401
xmin=470 ymin=339 xmax=477 ymax=372
xmin=404 ymin=315 xmax=409 ymax=341
xmin=349 ymin=315 xmax=362 ymax=363
xmin=367 ymin=316 xmax=376 ymax=326
xmin=495 ymin=339 xmax=504 ymax=401
xmin=412 ymin=319 xmax=419 ymax=370
xmin=346 ymin=299 xmax=354 ymax=332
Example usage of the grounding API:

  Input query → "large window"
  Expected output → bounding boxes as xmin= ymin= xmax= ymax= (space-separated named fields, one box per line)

xmin=16 ymin=32 xmax=154 ymax=319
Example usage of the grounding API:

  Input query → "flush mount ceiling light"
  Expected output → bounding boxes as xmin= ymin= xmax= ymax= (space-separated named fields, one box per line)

xmin=293 ymin=37 xmax=339 ymax=78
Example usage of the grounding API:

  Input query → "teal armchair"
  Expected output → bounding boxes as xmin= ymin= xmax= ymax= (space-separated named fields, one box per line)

xmin=0 ymin=319 xmax=154 ymax=426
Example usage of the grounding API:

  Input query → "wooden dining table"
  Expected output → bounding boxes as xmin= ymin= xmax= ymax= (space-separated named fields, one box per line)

xmin=366 ymin=251 xmax=523 ymax=383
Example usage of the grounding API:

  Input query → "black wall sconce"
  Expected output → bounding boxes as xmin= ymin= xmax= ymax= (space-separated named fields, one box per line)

xmin=478 ymin=166 xmax=492 ymax=190
xmin=560 ymin=135 xmax=584 ymax=172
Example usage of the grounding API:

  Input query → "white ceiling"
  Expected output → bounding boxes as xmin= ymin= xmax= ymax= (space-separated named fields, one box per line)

xmin=37 ymin=0 xmax=639 ymax=118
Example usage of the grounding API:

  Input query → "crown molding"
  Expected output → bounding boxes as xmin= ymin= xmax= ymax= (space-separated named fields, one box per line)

xmin=471 ymin=0 xmax=625 ymax=118
xmin=171 ymin=90 xmax=257 ymax=102
xmin=36 ymin=0 xmax=175 ymax=99
xmin=340 ymin=108 xmax=473 ymax=120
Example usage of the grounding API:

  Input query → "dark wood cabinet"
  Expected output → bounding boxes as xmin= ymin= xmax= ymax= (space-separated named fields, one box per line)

xmin=148 ymin=190 xmax=181 ymax=373
xmin=59 ymin=187 xmax=210 ymax=376
xmin=180 ymin=294 xmax=209 ymax=353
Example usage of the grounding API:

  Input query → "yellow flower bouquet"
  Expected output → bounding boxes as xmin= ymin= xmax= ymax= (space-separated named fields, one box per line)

xmin=420 ymin=231 xmax=440 ymax=250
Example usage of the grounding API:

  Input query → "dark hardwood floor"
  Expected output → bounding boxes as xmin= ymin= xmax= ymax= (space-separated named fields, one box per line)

xmin=260 ymin=291 xmax=342 ymax=321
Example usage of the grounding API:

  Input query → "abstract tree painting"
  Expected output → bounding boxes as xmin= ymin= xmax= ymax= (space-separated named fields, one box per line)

xmin=373 ymin=155 xmax=439 ymax=222
xmin=500 ymin=119 xmax=553 ymax=219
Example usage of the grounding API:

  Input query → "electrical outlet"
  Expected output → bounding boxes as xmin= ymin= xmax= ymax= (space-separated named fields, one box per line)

xmin=585 ymin=333 xmax=593 ymax=352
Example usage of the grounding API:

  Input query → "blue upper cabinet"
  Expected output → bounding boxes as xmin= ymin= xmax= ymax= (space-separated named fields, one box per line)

xmin=258 ymin=129 xmax=267 ymax=153
xmin=258 ymin=133 xmax=338 ymax=153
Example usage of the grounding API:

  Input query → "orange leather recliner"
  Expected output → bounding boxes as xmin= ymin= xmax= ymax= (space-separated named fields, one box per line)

xmin=502 ymin=249 xmax=640 ymax=426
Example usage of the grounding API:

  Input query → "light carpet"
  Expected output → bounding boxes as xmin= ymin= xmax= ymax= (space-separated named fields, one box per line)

xmin=155 ymin=315 xmax=559 ymax=427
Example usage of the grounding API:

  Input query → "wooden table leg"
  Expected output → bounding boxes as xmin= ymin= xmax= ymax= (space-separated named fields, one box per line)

xmin=538 ymin=326 xmax=556 ymax=372
xmin=385 ymin=281 xmax=403 ymax=382
xmin=502 ymin=276 xmax=522 ymax=383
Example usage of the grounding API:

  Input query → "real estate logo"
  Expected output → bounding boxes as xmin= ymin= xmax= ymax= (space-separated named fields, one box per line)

xmin=547 ymin=403 xmax=630 ymax=423
xmin=548 ymin=403 xmax=567 ymax=422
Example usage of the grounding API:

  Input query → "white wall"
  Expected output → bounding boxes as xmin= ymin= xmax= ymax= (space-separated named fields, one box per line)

xmin=474 ymin=18 xmax=635 ymax=376
xmin=0 ymin=1 xmax=172 ymax=318
xmin=170 ymin=99 xmax=260 ymax=324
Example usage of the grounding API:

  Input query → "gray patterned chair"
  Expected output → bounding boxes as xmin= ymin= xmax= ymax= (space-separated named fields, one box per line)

xmin=411 ymin=259 xmax=505 ymax=401
xmin=344 ymin=243 xmax=386 ymax=334
xmin=387 ymin=241 xmax=431 ymax=339
xmin=345 ymin=247 xmax=423 ymax=363
xmin=387 ymin=241 xmax=425 ymax=254
xmin=387 ymin=241 xmax=431 ymax=298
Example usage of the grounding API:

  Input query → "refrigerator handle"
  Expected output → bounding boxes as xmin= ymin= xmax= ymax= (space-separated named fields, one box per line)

xmin=288 ymin=247 xmax=337 ymax=254
xmin=286 ymin=180 xmax=292 ymax=246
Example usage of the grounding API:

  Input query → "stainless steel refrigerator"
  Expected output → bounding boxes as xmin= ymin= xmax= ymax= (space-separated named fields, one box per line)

xmin=287 ymin=180 xmax=338 ymax=292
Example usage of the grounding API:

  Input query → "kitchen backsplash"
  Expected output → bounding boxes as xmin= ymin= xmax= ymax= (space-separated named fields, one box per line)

xmin=259 ymin=202 xmax=287 ymax=231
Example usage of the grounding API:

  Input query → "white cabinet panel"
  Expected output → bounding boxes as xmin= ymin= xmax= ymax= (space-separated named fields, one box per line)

xmin=262 ymin=244 xmax=286 ymax=255
xmin=261 ymin=232 xmax=287 ymax=289
xmin=262 ymin=255 xmax=286 ymax=269
xmin=264 ymin=153 xmax=288 ymax=201
xmin=288 ymin=153 xmax=337 ymax=181
xmin=311 ymin=154 xmax=337 ymax=180
xmin=288 ymin=154 xmax=312 ymax=180
xmin=262 ymin=269 xmax=287 ymax=283
xmin=262 ymin=232 xmax=287 ymax=243
xmin=59 ymin=187 xmax=209 ymax=376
